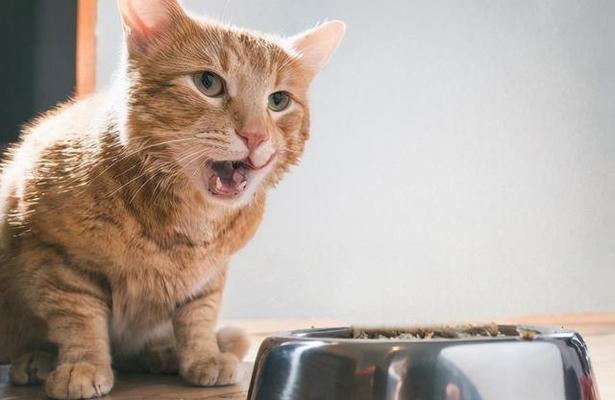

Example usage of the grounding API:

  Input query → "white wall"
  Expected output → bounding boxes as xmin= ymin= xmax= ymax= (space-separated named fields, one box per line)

xmin=97 ymin=0 xmax=615 ymax=324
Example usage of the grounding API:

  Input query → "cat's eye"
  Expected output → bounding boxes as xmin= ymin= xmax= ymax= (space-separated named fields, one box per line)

xmin=194 ymin=72 xmax=225 ymax=97
xmin=268 ymin=91 xmax=291 ymax=112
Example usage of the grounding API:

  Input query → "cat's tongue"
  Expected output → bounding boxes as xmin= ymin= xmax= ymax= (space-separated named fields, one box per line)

xmin=208 ymin=161 xmax=248 ymax=197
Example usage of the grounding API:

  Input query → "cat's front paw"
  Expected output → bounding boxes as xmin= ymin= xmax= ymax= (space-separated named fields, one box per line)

xmin=45 ymin=362 xmax=113 ymax=399
xmin=180 ymin=352 xmax=243 ymax=386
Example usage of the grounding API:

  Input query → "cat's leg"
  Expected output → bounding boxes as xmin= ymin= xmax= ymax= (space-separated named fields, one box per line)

xmin=113 ymin=343 xmax=179 ymax=374
xmin=43 ymin=300 xmax=114 ymax=399
xmin=114 ymin=323 xmax=179 ymax=374
xmin=2 ymin=283 xmax=54 ymax=385
xmin=31 ymin=259 xmax=114 ymax=399
xmin=141 ymin=331 xmax=179 ymax=374
xmin=174 ymin=270 xmax=250 ymax=386
xmin=116 ymin=323 xmax=246 ymax=376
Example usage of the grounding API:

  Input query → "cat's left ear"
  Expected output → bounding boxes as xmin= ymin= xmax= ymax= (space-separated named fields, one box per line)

xmin=118 ymin=0 xmax=185 ymax=53
xmin=290 ymin=21 xmax=346 ymax=76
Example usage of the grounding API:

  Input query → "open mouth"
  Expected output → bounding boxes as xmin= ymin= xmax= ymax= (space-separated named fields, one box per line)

xmin=206 ymin=154 xmax=276 ymax=199
xmin=207 ymin=160 xmax=249 ymax=198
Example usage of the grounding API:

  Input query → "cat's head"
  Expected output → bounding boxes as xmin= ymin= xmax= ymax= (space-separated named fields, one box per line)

xmin=116 ymin=0 xmax=344 ymax=207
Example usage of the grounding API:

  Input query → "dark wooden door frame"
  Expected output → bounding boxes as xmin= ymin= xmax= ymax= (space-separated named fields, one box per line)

xmin=76 ymin=0 xmax=97 ymax=98
xmin=0 ymin=0 xmax=97 ymax=147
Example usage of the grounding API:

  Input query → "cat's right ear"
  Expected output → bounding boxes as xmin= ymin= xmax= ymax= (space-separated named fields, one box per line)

xmin=290 ymin=21 xmax=346 ymax=77
xmin=118 ymin=0 xmax=184 ymax=54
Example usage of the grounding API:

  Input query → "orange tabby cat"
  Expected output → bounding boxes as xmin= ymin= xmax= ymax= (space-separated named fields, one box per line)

xmin=0 ymin=0 xmax=344 ymax=398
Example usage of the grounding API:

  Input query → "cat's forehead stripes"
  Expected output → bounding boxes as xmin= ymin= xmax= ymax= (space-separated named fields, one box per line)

xmin=208 ymin=29 xmax=294 ymax=87
xmin=136 ymin=16 xmax=310 ymax=98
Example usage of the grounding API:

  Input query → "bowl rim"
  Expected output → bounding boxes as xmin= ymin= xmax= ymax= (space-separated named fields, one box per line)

xmin=268 ymin=324 xmax=576 ymax=344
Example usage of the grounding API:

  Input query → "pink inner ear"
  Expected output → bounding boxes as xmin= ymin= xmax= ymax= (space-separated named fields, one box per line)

xmin=119 ymin=0 xmax=176 ymax=41
xmin=292 ymin=21 xmax=346 ymax=73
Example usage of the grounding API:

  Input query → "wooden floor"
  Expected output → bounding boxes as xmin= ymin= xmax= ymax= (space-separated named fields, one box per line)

xmin=1 ymin=315 xmax=613 ymax=399
xmin=0 ymin=368 xmax=251 ymax=400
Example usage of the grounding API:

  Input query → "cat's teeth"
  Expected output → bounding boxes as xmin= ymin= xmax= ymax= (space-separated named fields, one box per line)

xmin=215 ymin=177 xmax=223 ymax=190
xmin=232 ymin=170 xmax=245 ymax=184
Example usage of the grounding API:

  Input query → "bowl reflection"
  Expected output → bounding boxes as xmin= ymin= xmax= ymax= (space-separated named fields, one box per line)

xmin=247 ymin=325 xmax=599 ymax=400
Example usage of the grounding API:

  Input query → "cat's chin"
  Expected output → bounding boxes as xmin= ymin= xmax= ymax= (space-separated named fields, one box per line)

xmin=200 ymin=155 xmax=276 ymax=206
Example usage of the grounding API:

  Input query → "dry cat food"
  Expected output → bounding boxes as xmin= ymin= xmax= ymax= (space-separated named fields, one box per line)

xmin=352 ymin=323 xmax=538 ymax=340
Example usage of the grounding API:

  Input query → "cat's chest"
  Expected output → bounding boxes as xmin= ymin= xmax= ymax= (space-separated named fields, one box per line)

xmin=120 ymin=241 xmax=221 ymax=302
xmin=103 ymin=197 xmax=264 ymax=348
xmin=109 ymin=246 xmax=222 ymax=349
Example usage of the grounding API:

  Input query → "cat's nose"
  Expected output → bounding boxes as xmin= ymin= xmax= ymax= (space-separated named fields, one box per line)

xmin=237 ymin=120 xmax=270 ymax=151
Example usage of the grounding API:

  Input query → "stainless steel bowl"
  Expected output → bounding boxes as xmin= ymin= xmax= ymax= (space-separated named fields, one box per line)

xmin=247 ymin=325 xmax=600 ymax=400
